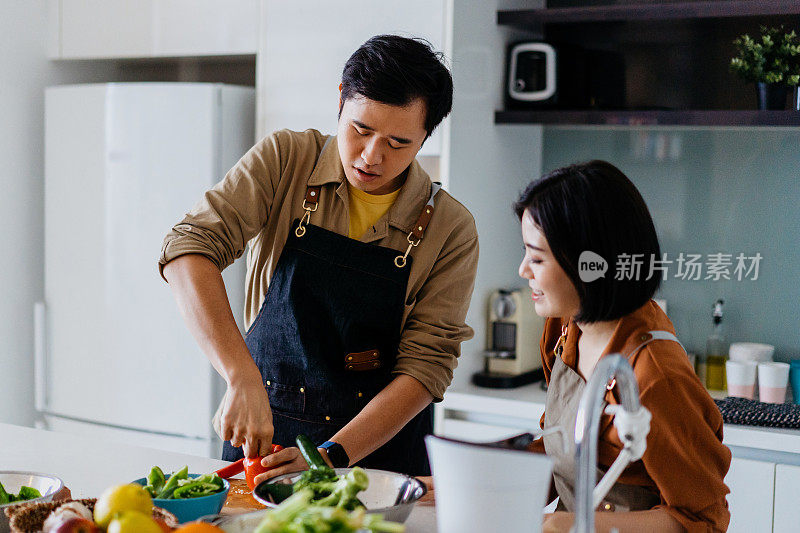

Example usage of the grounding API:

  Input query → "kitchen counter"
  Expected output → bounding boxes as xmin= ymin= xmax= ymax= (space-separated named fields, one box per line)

xmin=439 ymin=381 xmax=800 ymax=457
xmin=0 ymin=423 xmax=436 ymax=531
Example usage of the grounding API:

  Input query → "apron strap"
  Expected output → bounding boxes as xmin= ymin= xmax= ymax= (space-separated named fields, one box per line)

xmin=394 ymin=182 xmax=442 ymax=268
xmin=295 ymin=138 xmax=333 ymax=238
xmin=606 ymin=330 xmax=685 ymax=392
xmin=626 ymin=330 xmax=686 ymax=359
xmin=410 ymin=182 xmax=442 ymax=240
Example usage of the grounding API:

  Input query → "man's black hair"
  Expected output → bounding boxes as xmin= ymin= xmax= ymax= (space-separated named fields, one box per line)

xmin=513 ymin=160 xmax=661 ymax=323
xmin=339 ymin=34 xmax=453 ymax=139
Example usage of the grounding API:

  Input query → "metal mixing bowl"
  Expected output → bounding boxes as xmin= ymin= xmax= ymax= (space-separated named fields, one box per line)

xmin=0 ymin=471 xmax=64 ymax=533
xmin=253 ymin=468 xmax=426 ymax=524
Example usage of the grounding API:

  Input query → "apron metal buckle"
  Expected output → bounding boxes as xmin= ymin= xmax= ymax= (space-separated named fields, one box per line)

xmin=295 ymin=206 xmax=316 ymax=238
xmin=394 ymin=232 xmax=421 ymax=268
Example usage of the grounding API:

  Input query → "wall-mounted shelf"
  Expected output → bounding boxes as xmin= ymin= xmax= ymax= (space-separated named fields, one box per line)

xmin=495 ymin=109 xmax=800 ymax=127
xmin=496 ymin=2 xmax=800 ymax=127
xmin=498 ymin=1 xmax=800 ymax=27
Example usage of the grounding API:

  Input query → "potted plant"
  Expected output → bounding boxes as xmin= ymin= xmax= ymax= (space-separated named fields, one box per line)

xmin=730 ymin=25 xmax=800 ymax=110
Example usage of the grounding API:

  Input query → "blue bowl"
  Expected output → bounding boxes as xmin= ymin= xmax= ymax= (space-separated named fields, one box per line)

xmin=132 ymin=474 xmax=230 ymax=523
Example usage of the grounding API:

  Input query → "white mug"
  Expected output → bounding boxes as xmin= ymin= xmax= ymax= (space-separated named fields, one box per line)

xmin=726 ymin=361 xmax=757 ymax=399
xmin=758 ymin=362 xmax=790 ymax=403
xmin=426 ymin=435 xmax=554 ymax=533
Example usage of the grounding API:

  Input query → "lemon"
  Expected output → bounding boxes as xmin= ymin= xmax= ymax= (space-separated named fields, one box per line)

xmin=93 ymin=484 xmax=153 ymax=528
xmin=107 ymin=510 xmax=164 ymax=533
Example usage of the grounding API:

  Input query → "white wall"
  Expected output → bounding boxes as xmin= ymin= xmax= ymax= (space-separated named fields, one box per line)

xmin=256 ymin=0 xmax=446 ymax=157
xmin=446 ymin=0 xmax=546 ymax=386
xmin=0 ymin=1 xmax=119 ymax=426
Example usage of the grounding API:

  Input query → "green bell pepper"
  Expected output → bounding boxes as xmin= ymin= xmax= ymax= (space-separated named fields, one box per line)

xmin=156 ymin=465 xmax=189 ymax=499
xmin=172 ymin=473 xmax=224 ymax=499
xmin=146 ymin=465 xmax=166 ymax=496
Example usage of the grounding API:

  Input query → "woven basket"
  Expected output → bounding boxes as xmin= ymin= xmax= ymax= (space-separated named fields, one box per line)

xmin=5 ymin=498 xmax=179 ymax=532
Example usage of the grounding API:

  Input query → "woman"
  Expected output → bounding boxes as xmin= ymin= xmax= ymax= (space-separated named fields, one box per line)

xmin=516 ymin=161 xmax=730 ymax=532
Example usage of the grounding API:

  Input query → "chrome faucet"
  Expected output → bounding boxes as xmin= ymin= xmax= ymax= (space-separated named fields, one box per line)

xmin=572 ymin=354 xmax=651 ymax=533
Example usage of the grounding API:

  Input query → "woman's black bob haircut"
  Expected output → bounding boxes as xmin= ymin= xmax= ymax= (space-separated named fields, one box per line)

xmin=514 ymin=160 xmax=661 ymax=323
xmin=339 ymin=34 xmax=453 ymax=139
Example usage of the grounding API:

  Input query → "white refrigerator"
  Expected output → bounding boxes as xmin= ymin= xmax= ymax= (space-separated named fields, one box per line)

xmin=39 ymin=83 xmax=254 ymax=457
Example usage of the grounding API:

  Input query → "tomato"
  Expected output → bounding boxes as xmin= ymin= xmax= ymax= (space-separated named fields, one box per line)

xmin=243 ymin=444 xmax=284 ymax=490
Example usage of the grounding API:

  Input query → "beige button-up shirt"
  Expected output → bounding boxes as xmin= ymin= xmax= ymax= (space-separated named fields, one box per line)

xmin=159 ymin=129 xmax=478 ymax=400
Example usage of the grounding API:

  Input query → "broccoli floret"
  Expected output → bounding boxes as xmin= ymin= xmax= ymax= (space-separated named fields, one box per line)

xmin=293 ymin=467 xmax=338 ymax=497
xmin=254 ymin=488 xmax=405 ymax=533
xmin=313 ymin=467 xmax=369 ymax=510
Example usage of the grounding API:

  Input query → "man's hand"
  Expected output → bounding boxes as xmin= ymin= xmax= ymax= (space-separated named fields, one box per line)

xmin=252 ymin=447 xmax=309 ymax=485
xmin=216 ymin=374 xmax=275 ymax=457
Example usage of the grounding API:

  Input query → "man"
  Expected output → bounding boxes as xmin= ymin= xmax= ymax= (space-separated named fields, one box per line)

xmin=159 ymin=35 xmax=478 ymax=477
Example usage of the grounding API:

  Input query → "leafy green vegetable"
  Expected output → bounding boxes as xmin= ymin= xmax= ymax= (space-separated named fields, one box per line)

xmin=293 ymin=468 xmax=339 ymax=496
xmin=0 ymin=482 xmax=41 ymax=505
xmin=254 ymin=489 xmax=404 ymax=533
xmin=291 ymin=433 xmax=368 ymax=509
xmin=255 ymin=435 xmax=401 ymax=531
xmin=309 ymin=468 xmax=369 ymax=511
xmin=16 ymin=486 xmax=42 ymax=501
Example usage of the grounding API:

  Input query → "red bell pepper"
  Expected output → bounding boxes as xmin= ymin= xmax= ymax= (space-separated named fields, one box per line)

xmin=244 ymin=444 xmax=284 ymax=489
xmin=214 ymin=443 xmax=284 ymax=490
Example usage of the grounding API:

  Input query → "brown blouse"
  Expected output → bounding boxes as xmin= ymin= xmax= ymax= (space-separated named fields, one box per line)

xmin=530 ymin=300 xmax=731 ymax=532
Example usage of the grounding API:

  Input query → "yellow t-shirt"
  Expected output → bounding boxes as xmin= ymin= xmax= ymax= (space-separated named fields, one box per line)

xmin=347 ymin=184 xmax=401 ymax=239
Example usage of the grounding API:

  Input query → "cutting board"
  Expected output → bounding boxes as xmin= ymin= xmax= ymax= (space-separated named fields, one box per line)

xmin=220 ymin=479 xmax=268 ymax=516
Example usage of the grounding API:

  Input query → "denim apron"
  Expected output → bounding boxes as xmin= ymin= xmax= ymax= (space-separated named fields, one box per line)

xmin=543 ymin=329 xmax=685 ymax=512
xmin=222 ymin=152 xmax=441 ymax=476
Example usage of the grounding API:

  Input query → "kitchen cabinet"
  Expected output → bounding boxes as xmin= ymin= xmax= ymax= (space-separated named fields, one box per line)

xmin=495 ymin=1 xmax=800 ymax=126
xmin=726 ymin=457 xmax=775 ymax=533
xmin=774 ymin=464 xmax=800 ymax=532
xmin=49 ymin=0 xmax=259 ymax=59
xmin=256 ymin=0 xmax=448 ymax=156
xmin=434 ymin=384 xmax=547 ymax=443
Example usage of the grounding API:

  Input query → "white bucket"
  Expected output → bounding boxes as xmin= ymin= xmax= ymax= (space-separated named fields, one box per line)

xmin=425 ymin=435 xmax=553 ymax=533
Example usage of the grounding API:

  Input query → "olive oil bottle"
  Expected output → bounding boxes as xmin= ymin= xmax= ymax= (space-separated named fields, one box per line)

xmin=705 ymin=299 xmax=728 ymax=391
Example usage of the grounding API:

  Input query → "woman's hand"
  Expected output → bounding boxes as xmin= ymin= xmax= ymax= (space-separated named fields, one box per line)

xmin=543 ymin=510 xmax=685 ymax=533
xmin=214 ymin=375 xmax=274 ymax=458
xmin=416 ymin=476 xmax=435 ymax=505
xmin=542 ymin=512 xmax=573 ymax=533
